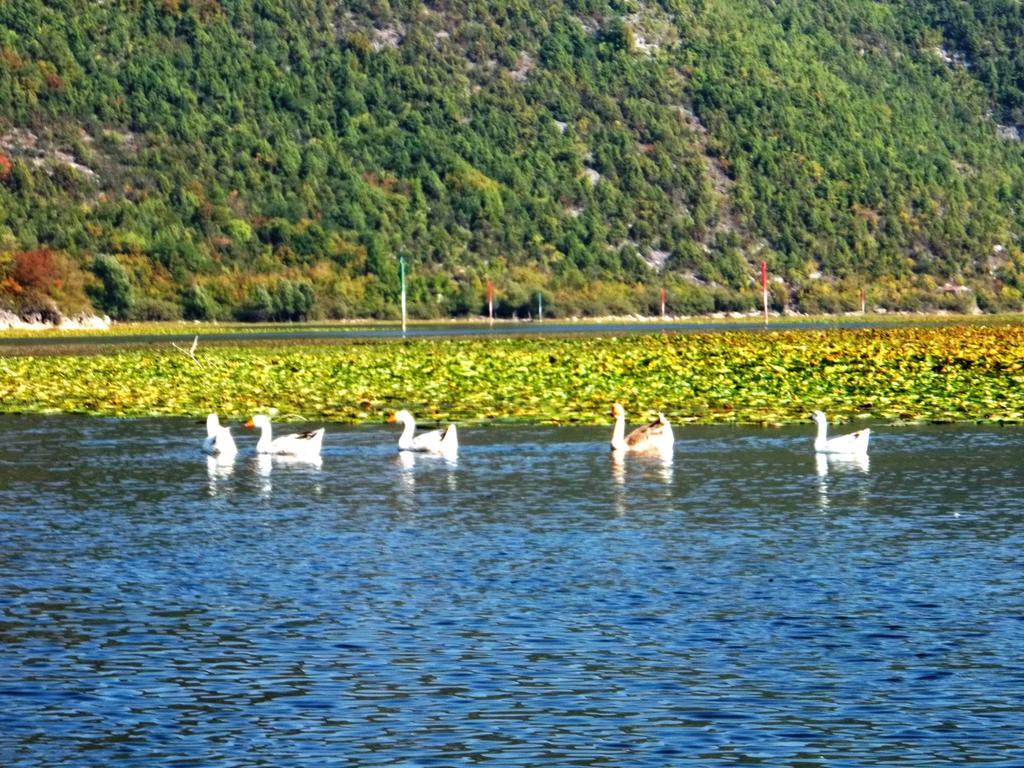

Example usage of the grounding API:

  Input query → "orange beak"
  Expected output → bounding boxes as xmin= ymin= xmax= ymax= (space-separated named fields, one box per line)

xmin=244 ymin=419 xmax=255 ymax=429
xmin=386 ymin=413 xmax=397 ymax=424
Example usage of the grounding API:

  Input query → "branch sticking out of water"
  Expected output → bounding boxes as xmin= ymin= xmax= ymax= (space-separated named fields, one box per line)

xmin=171 ymin=335 xmax=203 ymax=369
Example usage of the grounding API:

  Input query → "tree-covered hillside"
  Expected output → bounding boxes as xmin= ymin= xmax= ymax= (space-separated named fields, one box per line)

xmin=2 ymin=0 xmax=1024 ymax=321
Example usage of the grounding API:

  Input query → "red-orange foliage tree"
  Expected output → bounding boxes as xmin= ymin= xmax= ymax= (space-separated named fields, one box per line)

xmin=2 ymin=249 xmax=92 ymax=318
xmin=13 ymin=249 xmax=63 ymax=293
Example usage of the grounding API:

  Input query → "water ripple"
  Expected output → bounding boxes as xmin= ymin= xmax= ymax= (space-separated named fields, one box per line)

xmin=1 ymin=416 xmax=1023 ymax=765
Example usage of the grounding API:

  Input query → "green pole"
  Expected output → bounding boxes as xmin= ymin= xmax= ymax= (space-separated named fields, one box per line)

xmin=400 ymin=256 xmax=407 ymax=334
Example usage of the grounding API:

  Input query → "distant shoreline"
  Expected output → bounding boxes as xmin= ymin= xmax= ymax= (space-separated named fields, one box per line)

xmin=2 ymin=312 xmax=1022 ymax=357
xmin=2 ymin=309 xmax=1020 ymax=338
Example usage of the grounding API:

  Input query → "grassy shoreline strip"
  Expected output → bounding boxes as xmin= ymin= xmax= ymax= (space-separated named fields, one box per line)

xmin=1 ymin=325 xmax=1023 ymax=425
xmin=2 ymin=313 xmax=1024 ymax=341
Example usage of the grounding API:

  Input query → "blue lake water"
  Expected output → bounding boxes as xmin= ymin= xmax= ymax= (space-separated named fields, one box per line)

xmin=1 ymin=415 xmax=1023 ymax=766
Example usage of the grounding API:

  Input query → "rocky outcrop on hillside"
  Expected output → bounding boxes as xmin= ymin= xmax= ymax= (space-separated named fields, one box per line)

xmin=0 ymin=309 xmax=110 ymax=331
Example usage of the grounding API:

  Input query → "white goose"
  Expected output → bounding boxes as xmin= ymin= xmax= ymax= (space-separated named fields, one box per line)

xmin=244 ymin=414 xmax=325 ymax=458
xmin=812 ymin=410 xmax=869 ymax=454
xmin=201 ymin=413 xmax=237 ymax=458
xmin=610 ymin=403 xmax=674 ymax=454
xmin=387 ymin=410 xmax=458 ymax=456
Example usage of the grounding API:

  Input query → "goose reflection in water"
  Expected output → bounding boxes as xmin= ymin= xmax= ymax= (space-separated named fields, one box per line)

xmin=253 ymin=453 xmax=323 ymax=499
xmin=396 ymin=450 xmax=417 ymax=494
xmin=816 ymin=452 xmax=870 ymax=477
xmin=612 ymin=448 xmax=674 ymax=484
xmin=611 ymin=451 xmax=627 ymax=486
xmin=815 ymin=452 xmax=870 ymax=509
xmin=205 ymin=453 xmax=235 ymax=496
xmin=654 ymin=450 xmax=674 ymax=486
xmin=620 ymin=445 xmax=674 ymax=477
xmin=611 ymin=447 xmax=674 ymax=515
xmin=395 ymin=449 xmax=459 ymax=499
xmin=255 ymin=454 xmax=274 ymax=498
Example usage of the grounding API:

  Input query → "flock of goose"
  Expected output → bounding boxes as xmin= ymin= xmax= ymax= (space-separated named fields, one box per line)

xmin=201 ymin=406 xmax=870 ymax=461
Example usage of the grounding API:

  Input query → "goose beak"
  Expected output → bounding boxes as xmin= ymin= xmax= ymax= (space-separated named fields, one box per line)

xmin=386 ymin=413 xmax=397 ymax=424
xmin=244 ymin=419 xmax=255 ymax=429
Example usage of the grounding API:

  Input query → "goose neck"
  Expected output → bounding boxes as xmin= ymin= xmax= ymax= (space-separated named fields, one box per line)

xmin=610 ymin=413 xmax=626 ymax=451
xmin=397 ymin=417 xmax=416 ymax=450
xmin=255 ymin=420 xmax=272 ymax=452
xmin=814 ymin=419 xmax=828 ymax=450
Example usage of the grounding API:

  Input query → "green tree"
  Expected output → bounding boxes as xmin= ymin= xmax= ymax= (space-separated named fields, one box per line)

xmin=89 ymin=254 xmax=134 ymax=319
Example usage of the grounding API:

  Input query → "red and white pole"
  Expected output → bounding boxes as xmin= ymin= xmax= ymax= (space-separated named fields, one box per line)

xmin=761 ymin=260 xmax=768 ymax=325
xmin=861 ymin=287 xmax=866 ymax=314
xmin=660 ymin=287 xmax=666 ymax=319
xmin=487 ymin=280 xmax=494 ymax=324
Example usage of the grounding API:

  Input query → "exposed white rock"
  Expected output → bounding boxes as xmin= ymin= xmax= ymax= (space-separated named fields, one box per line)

xmin=0 ymin=309 xmax=110 ymax=330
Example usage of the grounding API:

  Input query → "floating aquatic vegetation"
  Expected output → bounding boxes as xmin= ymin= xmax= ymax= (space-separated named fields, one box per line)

xmin=1 ymin=325 xmax=1022 ymax=425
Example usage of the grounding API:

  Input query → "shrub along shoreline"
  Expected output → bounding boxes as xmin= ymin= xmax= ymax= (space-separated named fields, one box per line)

xmin=1 ymin=324 xmax=1022 ymax=426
